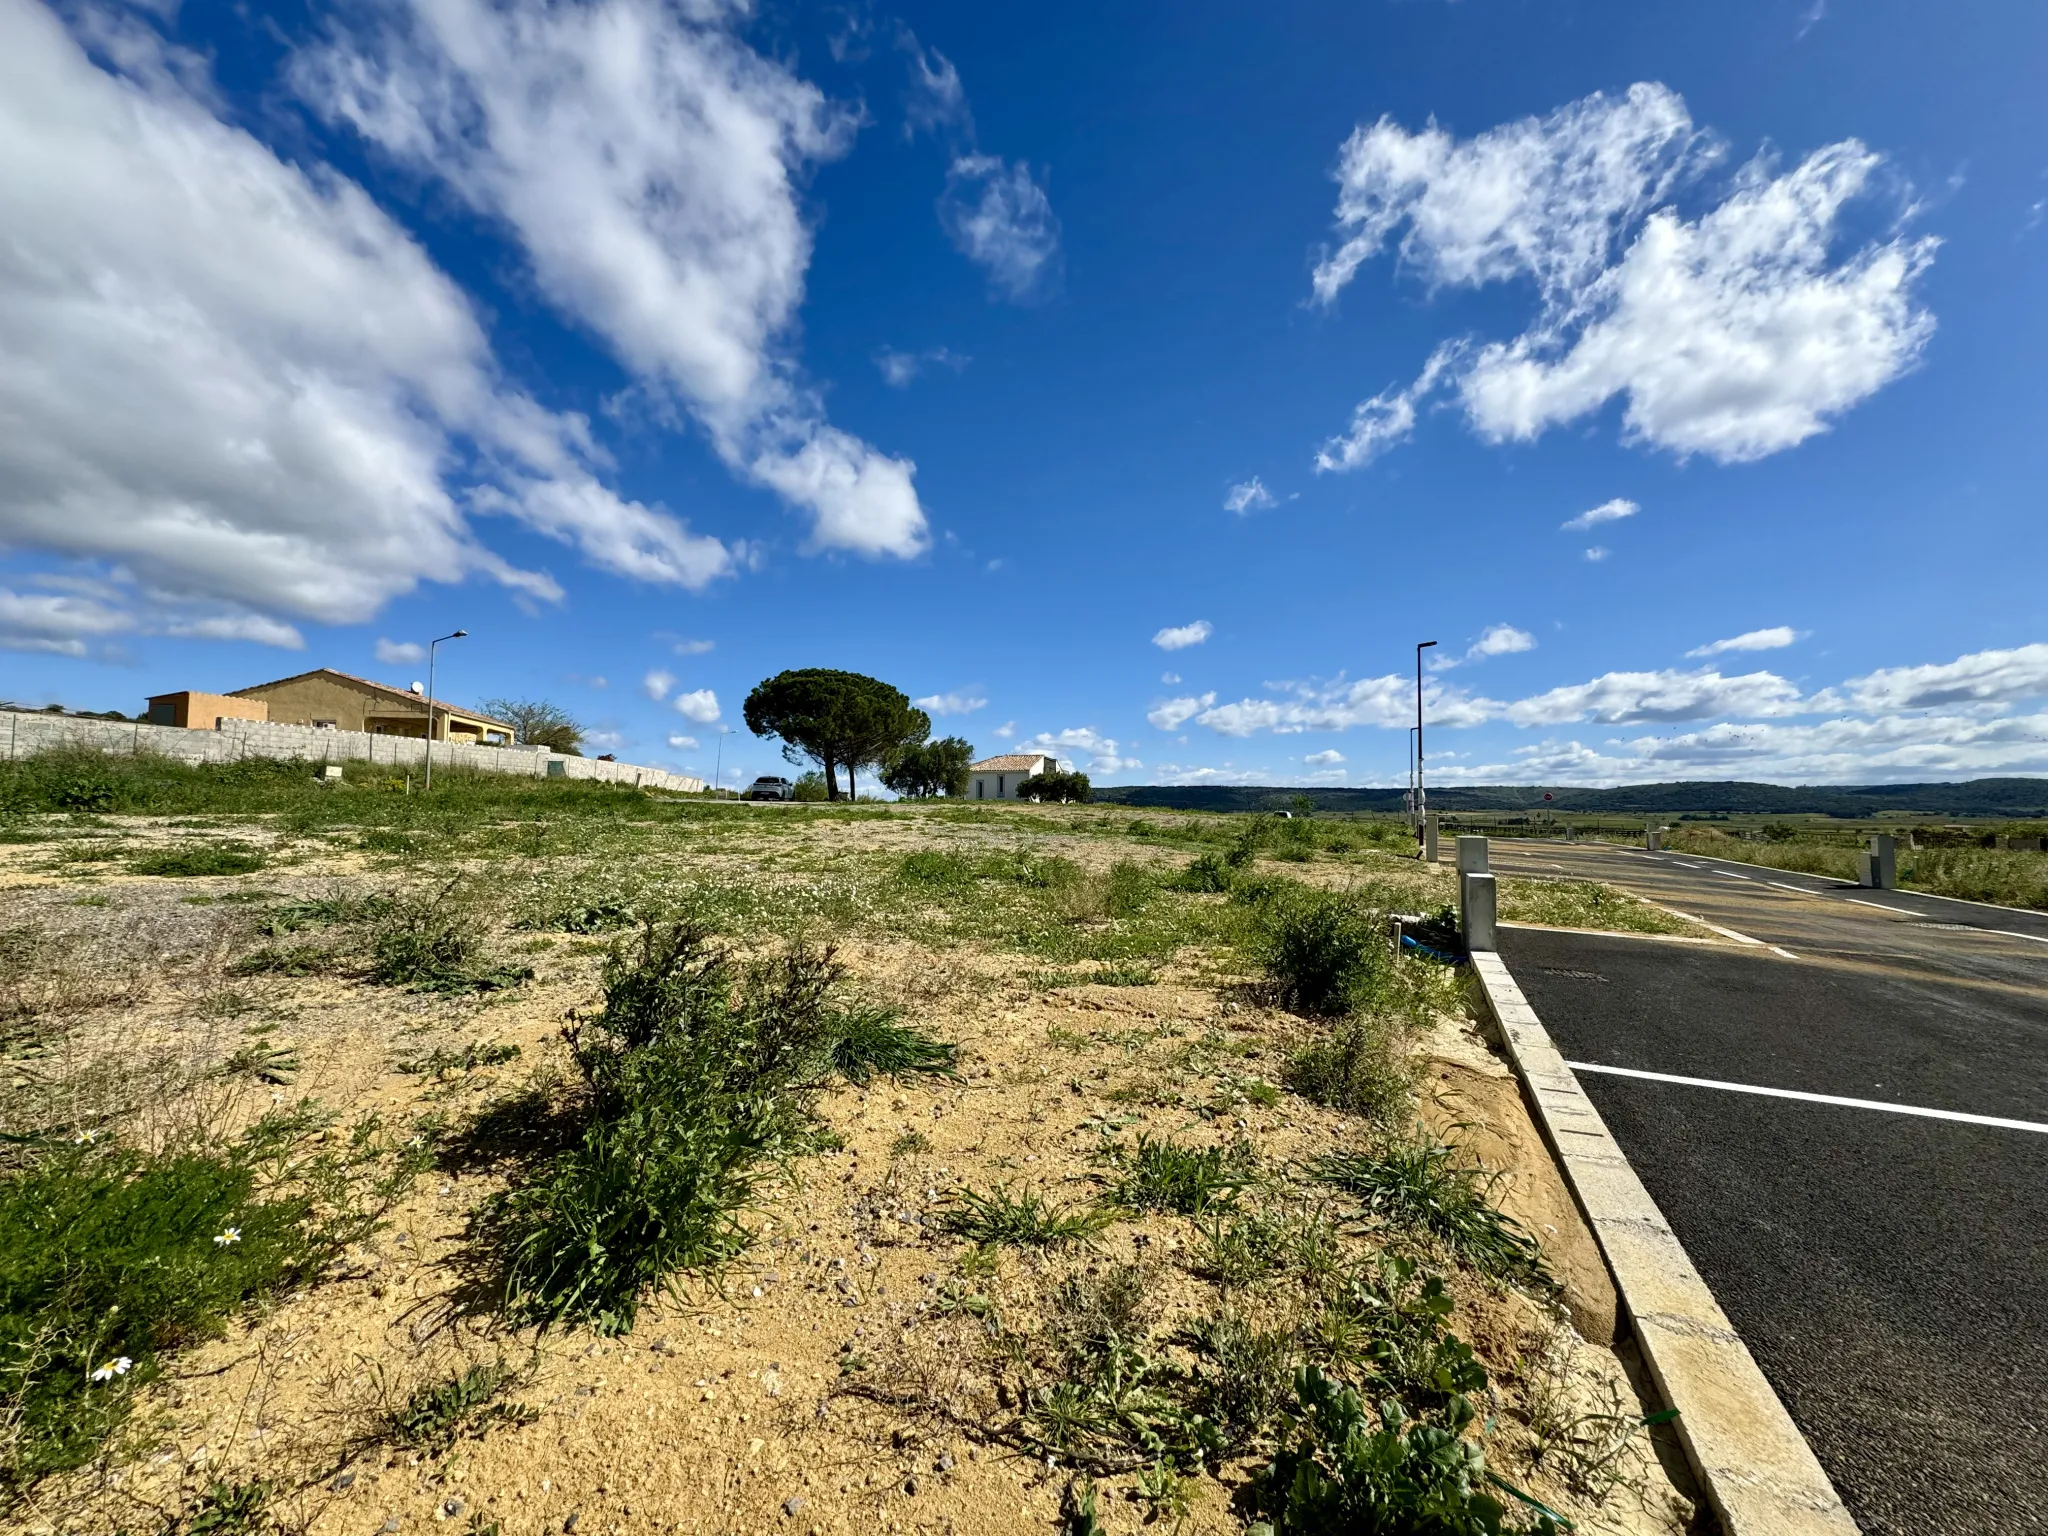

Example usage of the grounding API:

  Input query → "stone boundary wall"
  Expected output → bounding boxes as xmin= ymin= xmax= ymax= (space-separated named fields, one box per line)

xmin=0 ymin=709 xmax=706 ymax=795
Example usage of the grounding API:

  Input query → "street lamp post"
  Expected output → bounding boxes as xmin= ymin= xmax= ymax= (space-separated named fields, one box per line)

xmin=1407 ymin=725 xmax=1419 ymax=824
xmin=1415 ymin=640 xmax=1437 ymax=848
xmin=713 ymin=726 xmax=730 ymax=798
xmin=422 ymin=629 xmax=467 ymax=792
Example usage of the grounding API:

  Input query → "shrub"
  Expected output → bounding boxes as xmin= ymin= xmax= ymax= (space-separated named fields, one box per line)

xmin=1174 ymin=853 xmax=1234 ymax=893
xmin=1285 ymin=1017 xmax=1416 ymax=1124
xmin=1017 ymin=769 xmax=1092 ymax=804
xmin=1255 ymin=888 xmax=1395 ymax=1017
xmin=494 ymin=922 xmax=952 ymax=1332
xmin=368 ymin=883 xmax=530 ymax=994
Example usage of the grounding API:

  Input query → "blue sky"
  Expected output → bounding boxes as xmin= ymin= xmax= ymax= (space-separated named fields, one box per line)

xmin=3 ymin=0 xmax=2045 ymax=790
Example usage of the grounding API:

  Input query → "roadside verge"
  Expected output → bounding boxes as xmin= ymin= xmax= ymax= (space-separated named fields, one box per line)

xmin=1470 ymin=950 xmax=1860 ymax=1536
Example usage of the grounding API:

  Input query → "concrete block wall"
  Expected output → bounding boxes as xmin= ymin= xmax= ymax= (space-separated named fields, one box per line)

xmin=0 ymin=709 xmax=705 ymax=795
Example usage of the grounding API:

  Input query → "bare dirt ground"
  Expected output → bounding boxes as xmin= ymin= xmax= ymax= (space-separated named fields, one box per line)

xmin=3 ymin=805 xmax=1705 ymax=1536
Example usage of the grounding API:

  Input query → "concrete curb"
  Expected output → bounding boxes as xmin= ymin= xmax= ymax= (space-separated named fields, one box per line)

xmin=1470 ymin=950 xmax=1859 ymax=1536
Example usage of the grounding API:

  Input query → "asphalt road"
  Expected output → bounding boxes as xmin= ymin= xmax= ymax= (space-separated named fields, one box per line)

xmin=1479 ymin=841 xmax=2048 ymax=1536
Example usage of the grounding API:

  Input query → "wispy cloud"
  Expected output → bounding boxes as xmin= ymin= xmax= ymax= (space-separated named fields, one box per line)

xmin=1687 ymin=626 xmax=1801 ymax=658
xmin=1561 ymin=497 xmax=1638 ymax=532
xmin=874 ymin=345 xmax=970 ymax=388
xmin=913 ymin=689 xmax=988 ymax=716
xmin=643 ymin=669 xmax=675 ymax=701
xmin=376 ymin=638 xmax=425 ymax=665
xmin=941 ymin=155 xmax=1062 ymax=302
xmin=1224 ymin=477 xmax=1276 ymax=514
xmin=1584 ymin=546 xmax=1610 ymax=562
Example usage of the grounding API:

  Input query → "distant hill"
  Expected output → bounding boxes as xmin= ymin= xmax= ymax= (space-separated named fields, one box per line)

xmin=1092 ymin=778 xmax=2048 ymax=818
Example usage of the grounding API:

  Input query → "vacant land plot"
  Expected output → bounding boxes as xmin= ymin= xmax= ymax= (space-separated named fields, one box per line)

xmin=1 ymin=760 xmax=1703 ymax=1536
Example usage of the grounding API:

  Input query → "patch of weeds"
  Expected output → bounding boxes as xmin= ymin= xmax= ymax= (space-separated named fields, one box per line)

xmin=132 ymin=843 xmax=268 ymax=878
xmin=1521 ymin=1330 xmax=1658 ymax=1505
xmin=1315 ymin=1133 xmax=1544 ymax=1282
xmin=1253 ymin=886 xmax=1398 ymax=1017
xmin=1104 ymin=861 xmax=1157 ymax=918
xmin=387 ymin=1359 xmax=538 ymax=1454
xmin=890 ymin=1129 xmax=933 ymax=1158
xmin=221 ymin=1036 xmax=300 ymax=1086
xmin=1172 ymin=853 xmax=1231 ymax=892
xmin=1247 ymin=1366 xmax=1562 ymax=1535
xmin=0 ymin=1109 xmax=424 ymax=1486
xmin=369 ymin=882 xmax=531 ymax=994
xmin=181 ymin=1479 xmax=274 ymax=1535
xmin=1285 ymin=1016 xmax=1417 ymax=1125
xmin=258 ymin=894 xmax=381 ymax=937
xmin=227 ymin=943 xmax=330 ymax=978
xmin=1090 ymin=961 xmax=1159 ymax=987
xmin=1131 ymin=1460 xmax=1196 ymax=1523
xmin=492 ymin=920 xmax=954 ymax=1333
xmin=395 ymin=1040 xmax=522 ymax=1081
xmin=831 ymin=1006 xmax=958 ymax=1084
xmin=897 ymin=849 xmax=978 ymax=888
xmin=1104 ymin=1135 xmax=1255 ymax=1216
xmin=939 ymin=1185 xmax=1120 ymax=1249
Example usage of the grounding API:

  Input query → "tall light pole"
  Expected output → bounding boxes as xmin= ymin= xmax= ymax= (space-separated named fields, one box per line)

xmin=1415 ymin=640 xmax=1437 ymax=848
xmin=712 ymin=726 xmax=731 ymax=798
xmin=422 ymin=629 xmax=467 ymax=792
xmin=1407 ymin=725 xmax=1419 ymax=824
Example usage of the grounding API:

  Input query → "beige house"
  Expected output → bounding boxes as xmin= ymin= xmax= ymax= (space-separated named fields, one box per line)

xmin=142 ymin=691 xmax=270 ymax=730
xmin=219 ymin=669 xmax=515 ymax=744
xmin=967 ymin=752 xmax=1062 ymax=800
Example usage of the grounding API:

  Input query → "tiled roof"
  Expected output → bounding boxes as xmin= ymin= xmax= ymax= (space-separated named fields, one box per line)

xmin=970 ymin=753 xmax=1058 ymax=772
xmin=229 ymin=668 xmax=515 ymax=732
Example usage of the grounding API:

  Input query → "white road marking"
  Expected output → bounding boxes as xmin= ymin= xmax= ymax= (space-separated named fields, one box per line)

xmin=1844 ymin=897 xmax=1912 ymax=914
xmin=1765 ymin=881 xmax=1813 ymax=895
xmin=1769 ymin=946 xmax=1799 ymax=960
xmin=1656 ymin=908 xmax=1765 ymax=946
xmin=1564 ymin=1062 xmax=2048 ymax=1135
xmin=1713 ymin=870 xmax=1754 ymax=881
xmin=1913 ymin=923 xmax=2048 ymax=947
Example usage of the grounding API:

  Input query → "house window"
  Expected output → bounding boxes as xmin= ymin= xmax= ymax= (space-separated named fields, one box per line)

xmin=997 ymin=775 xmax=1005 ymax=797
xmin=312 ymin=719 xmax=337 ymax=730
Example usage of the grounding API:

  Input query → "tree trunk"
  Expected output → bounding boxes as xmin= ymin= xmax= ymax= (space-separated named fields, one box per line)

xmin=824 ymin=752 xmax=839 ymax=800
xmin=848 ymin=764 xmax=856 ymax=801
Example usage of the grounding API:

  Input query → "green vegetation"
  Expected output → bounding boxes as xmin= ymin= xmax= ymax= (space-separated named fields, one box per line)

xmin=938 ymin=1185 xmax=1120 ymax=1249
xmin=130 ymin=842 xmax=268 ymax=878
xmin=0 ymin=1108 xmax=423 ymax=1486
xmin=1104 ymin=1135 xmax=1256 ymax=1215
xmin=881 ymin=735 xmax=974 ymax=799
xmin=386 ymin=1359 xmax=538 ymax=1453
xmin=1285 ymin=1016 xmax=1418 ymax=1125
xmin=1017 ymin=768 xmax=1093 ymax=803
xmin=1666 ymin=823 xmax=2048 ymax=910
xmin=494 ymin=920 xmax=953 ymax=1333
xmin=478 ymin=697 xmax=584 ymax=755
xmin=742 ymin=668 xmax=931 ymax=801
xmin=1316 ymin=1134 xmax=1544 ymax=1281
xmin=1497 ymin=878 xmax=1695 ymax=935
xmin=367 ymin=883 xmax=532 ymax=994
xmin=1253 ymin=885 xmax=1402 ymax=1018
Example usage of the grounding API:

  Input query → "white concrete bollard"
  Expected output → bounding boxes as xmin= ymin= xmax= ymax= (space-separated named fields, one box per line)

xmin=1424 ymin=812 xmax=1439 ymax=864
xmin=1644 ymin=827 xmax=1661 ymax=852
xmin=1456 ymin=835 xmax=1490 ymax=876
xmin=1862 ymin=834 xmax=1897 ymax=890
xmin=1461 ymin=871 xmax=1498 ymax=952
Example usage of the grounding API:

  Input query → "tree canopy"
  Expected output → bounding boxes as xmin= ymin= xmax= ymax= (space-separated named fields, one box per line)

xmin=481 ymin=697 xmax=584 ymax=755
xmin=1018 ymin=768 xmax=1092 ymax=803
xmin=880 ymin=736 xmax=974 ymax=799
xmin=742 ymin=669 xmax=929 ymax=801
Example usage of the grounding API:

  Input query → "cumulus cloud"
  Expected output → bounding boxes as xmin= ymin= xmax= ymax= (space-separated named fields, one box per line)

xmin=0 ymin=0 xmax=744 ymax=644
xmin=1503 ymin=667 xmax=1803 ymax=727
xmin=913 ymin=689 xmax=988 ymax=716
xmin=1312 ymin=83 xmax=1936 ymax=469
xmin=940 ymin=155 xmax=1061 ymax=302
xmin=1147 ymin=693 xmax=1216 ymax=731
xmin=1562 ymin=498 xmax=1638 ymax=532
xmin=1197 ymin=674 xmax=1496 ymax=738
xmin=1304 ymin=749 xmax=1346 ymax=766
xmin=1437 ymin=624 xmax=1536 ymax=669
xmin=376 ymin=638 xmax=426 ymax=665
xmin=668 ymin=733 xmax=700 ymax=750
xmin=1687 ymin=626 xmax=1800 ymax=658
xmin=1160 ymin=672 xmax=1181 ymax=686
xmin=1584 ymin=546 xmax=1610 ymax=562
xmin=299 ymin=0 xmax=928 ymax=559
xmin=1224 ymin=478 xmax=1276 ymax=514
xmin=1017 ymin=726 xmax=1136 ymax=776
xmin=642 ymin=669 xmax=675 ymax=702
xmin=1819 ymin=643 xmax=2048 ymax=713
xmin=1152 ymin=620 xmax=1213 ymax=652
xmin=673 ymin=688 xmax=720 ymax=724
xmin=991 ymin=720 xmax=1015 ymax=740
xmin=672 ymin=638 xmax=714 ymax=657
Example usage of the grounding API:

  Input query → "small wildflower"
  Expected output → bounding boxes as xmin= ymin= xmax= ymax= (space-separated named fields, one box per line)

xmin=214 ymin=1227 xmax=242 ymax=1247
xmin=72 ymin=1129 xmax=97 ymax=1145
xmin=90 ymin=1357 xmax=133 ymax=1382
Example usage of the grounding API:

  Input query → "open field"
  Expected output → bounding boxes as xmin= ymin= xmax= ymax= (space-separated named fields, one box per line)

xmin=3 ymin=758 xmax=1705 ymax=1536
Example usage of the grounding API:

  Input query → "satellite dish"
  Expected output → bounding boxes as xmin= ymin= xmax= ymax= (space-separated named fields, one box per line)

xmin=410 ymin=682 xmax=424 ymax=695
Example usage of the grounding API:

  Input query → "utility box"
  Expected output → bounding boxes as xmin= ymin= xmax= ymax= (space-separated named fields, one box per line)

xmin=1461 ymin=871 xmax=1498 ymax=952
xmin=1423 ymin=812 xmax=1439 ymax=864
xmin=545 ymin=758 xmax=568 ymax=778
xmin=1456 ymin=835 xmax=1489 ymax=876
xmin=315 ymin=765 xmax=343 ymax=784
xmin=1859 ymin=833 xmax=1897 ymax=890
xmin=1645 ymin=827 xmax=1662 ymax=852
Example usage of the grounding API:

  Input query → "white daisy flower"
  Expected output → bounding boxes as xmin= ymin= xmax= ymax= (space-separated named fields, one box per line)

xmin=213 ymin=1227 xmax=242 ymax=1247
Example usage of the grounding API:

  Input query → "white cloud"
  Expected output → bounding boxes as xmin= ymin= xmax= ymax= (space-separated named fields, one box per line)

xmin=1197 ymin=674 xmax=1496 ymax=738
xmin=900 ymin=33 xmax=966 ymax=138
xmin=1153 ymin=620 xmax=1214 ymax=652
xmin=299 ymin=0 xmax=928 ymax=560
xmin=1503 ymin=667 xmax=1803 ymax=727
xmin=668 ymin=732 xmax=700 ymax=750
xmin=1584 ymin=546 xmax=1610 ymax=562
xmin=1437 ymin=624 xmax=1536 ymax=668
xmin=1160 ymin=672 xmax=1181 ymax=685
xmin=1147 ymin=693 xmax=1216 ymax=731
xmin=0 ymin=586 xmax=133 ymax=657
xmin=376 ymin=638 xmax=427 ymax=665
xmin=940 ymin=155 xmax=1061 ymax=302
xmin=1017 ymin=726 xmax=1136 ymax=776
xmin=1224 ymin=478 xmax=1276 ymax=514
xmin=672 ymin=638 xmax=714 ymax=656
xmin=874 ymin=346 xmax=969 ymax=388
xmin=1819 ymin=643 xmax=2048 ymax=713
xmin=642 ymin=669 xmax=675 ymax=702
xmin=162 ymin=613 xmax=306 ymax=648
xmin=0 ymin=0 xmax=742 ymax=641
xmin=673 ymin=687 xmax=720 ymax=724
xmin=1313 ymin=83 xmax=1937 ymax=468
xmin=914 ymin=690 xmax=988 ymax=716
xmin=1562 ymin=497 xmax=1638 ymax=532
xmin=1687 ymin=626 xmax=1800 ymax=658
xmin=1304 ymin=749 xmax=1346 ymax=766
xmin=991 ymin=720 xmax=1015 ymax=740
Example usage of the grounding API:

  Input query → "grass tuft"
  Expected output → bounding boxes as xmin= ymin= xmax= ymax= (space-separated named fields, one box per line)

xmin=387 ymin=1360 xmax=537 ymax=1454
xmin=131 ymin=843 xmax=267 ymax=878
xmin=1314 ymin=1131 xmax=1545 ymax=1281
xmin=1105 ymin=1135 xmax=1255 ymax=1215
xmin=939 ymin=1186 xmax=1120 ymax=1249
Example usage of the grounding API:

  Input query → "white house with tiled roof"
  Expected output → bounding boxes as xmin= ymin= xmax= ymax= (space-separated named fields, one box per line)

xmin=968 ymin=752 xmax=1063 ymax=801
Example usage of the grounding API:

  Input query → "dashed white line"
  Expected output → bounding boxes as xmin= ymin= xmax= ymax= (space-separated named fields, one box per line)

xmin=1769 ymin=946 xmax=1799 ymax=960
xmin=1765 ymin=881 xmax=1813 ymax=895
xmin=1564 ymin=1062 xmax=2048 ymax=1134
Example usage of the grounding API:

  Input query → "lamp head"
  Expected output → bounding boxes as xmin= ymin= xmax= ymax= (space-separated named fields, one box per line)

xmin=452 ymin=629 xmax=468 ymax=639
xmin=1419 ymin=639 xmax=1438 ymax=649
